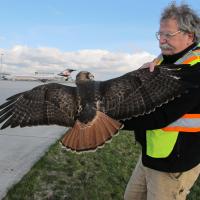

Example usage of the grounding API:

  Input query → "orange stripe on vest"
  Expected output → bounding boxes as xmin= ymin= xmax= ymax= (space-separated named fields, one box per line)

xmin=181 ymin=114 xmax=200 ymax=118
xmin=162 ymin=127 xmax=200 ymax=132
xmin=182 ymin=56 xmax=199 ymax=64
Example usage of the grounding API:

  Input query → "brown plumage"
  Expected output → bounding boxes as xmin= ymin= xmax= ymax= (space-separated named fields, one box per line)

xmin=0 ymin=65 xmax=199 ymax=152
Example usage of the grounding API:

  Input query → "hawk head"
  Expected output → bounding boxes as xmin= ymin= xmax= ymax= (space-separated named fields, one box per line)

xmin=76 ymin=71 xmax=94 ymax=83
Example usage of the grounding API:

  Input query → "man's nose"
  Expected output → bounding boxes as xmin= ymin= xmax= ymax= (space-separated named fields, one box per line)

xmin=159 ymin=37 xmax=167 ymax=44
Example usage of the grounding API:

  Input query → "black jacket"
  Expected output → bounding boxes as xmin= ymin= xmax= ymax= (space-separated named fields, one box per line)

xmin=123 ymin=43 xmax=200 ymax=172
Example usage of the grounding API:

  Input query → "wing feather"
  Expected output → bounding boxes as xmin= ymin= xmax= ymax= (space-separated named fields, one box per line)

xmin=99 ymin=64 xmax=198 ymax=119
xmin=0 ymin=83 xmax=78 ymax=129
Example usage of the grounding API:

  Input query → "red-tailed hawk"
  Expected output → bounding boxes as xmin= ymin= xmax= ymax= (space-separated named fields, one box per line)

xmin=0 ymin=64 xmax=199 ymax=152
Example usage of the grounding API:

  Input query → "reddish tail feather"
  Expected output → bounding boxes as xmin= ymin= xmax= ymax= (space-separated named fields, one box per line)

xmin=61 ymin=111 xmax=123 ymax=152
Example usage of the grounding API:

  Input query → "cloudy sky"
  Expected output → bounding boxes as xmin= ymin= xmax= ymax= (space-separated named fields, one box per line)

xmin=0 ymin=0 xmax=199 ymax=80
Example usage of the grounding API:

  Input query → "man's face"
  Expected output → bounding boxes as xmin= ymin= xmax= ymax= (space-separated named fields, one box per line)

xmin=158 ymin=19 xmax=194 ymax=55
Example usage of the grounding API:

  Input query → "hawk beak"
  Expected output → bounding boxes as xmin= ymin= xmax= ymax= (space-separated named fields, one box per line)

xmin=89 ymin=74 xmax=94 ymax=80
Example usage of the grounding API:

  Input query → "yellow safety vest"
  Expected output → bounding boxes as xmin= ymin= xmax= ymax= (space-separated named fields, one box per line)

xmin=147 ymin=43 xmax=200 ymax=158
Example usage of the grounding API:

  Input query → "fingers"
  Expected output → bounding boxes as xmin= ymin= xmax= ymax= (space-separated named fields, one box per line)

xmin=149 ymin=62 xmax=156 ymax=72
xmin=140 ymin=59 xmax=157 ymax=72
xmin=150 ymin=58 xmax=159 ymax=72
xmin=140 ymin=62 xmax=151 ymax=69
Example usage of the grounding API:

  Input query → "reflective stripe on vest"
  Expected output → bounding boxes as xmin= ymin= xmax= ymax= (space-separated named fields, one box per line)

xmin=155 ymin=43 xmax=200 ymax=65
xmin=162 ymin=114 xmax=200 ymax=132
xmin=146 ymin=43 xmax=200 ymax=158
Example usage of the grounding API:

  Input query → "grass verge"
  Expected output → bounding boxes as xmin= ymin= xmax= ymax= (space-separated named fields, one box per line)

xmin=3 ymin=130 xmax=200 ymax=200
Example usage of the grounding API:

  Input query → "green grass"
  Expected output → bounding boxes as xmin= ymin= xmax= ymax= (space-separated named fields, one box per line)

xmin=3 ymin=130 xmax=200 ymax=200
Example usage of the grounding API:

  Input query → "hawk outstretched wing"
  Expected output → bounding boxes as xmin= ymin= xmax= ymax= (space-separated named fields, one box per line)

xmin=0 ymin=64 xmax=199 ymax=152
xmin=0 ymin=83 xmax=78 ymax=129
xmin=100 ymin=64 xmax=196 ymax=119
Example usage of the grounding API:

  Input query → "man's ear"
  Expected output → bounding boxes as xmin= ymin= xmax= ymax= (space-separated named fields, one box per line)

xmin=187 ymin=32 xmax=195 ymax=42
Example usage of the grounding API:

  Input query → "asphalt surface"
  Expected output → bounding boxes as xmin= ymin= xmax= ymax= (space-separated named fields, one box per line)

xmin=0 ymin=81 xmax=67 ymax=199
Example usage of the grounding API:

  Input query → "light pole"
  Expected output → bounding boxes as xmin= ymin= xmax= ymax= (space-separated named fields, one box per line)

xmin=1 ymin=53 xmax=4 ymax=74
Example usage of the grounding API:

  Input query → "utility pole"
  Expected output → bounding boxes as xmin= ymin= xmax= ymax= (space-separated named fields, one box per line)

xmin=1 ymin=53 xmax=4 ymax=74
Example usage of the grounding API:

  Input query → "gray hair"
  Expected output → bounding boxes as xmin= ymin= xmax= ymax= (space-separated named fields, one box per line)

xmin=160 ymin=2 xmax=200 ymax=42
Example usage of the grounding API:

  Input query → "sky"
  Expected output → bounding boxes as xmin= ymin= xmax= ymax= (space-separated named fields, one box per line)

xmin=0 ymin=0 xmax=199 ymax=80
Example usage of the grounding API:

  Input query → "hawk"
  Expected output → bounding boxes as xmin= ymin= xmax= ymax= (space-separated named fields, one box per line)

xmin=0 ymin=64 xmax=199 ymax=152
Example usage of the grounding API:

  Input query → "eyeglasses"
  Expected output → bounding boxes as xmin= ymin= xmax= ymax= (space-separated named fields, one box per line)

xmin=155 ymin=30 xmax=181 ymax=40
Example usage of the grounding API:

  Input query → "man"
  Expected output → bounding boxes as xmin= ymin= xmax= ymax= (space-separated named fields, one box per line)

xmin=123 ymin=3 xmax=200 ymax=200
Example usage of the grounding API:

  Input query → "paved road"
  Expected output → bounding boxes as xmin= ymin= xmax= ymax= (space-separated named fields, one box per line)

xmin=0 ymin=81 xmax=67 ymax=199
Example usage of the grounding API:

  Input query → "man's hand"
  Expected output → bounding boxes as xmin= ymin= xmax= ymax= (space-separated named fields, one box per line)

xmin=140 ymin=59 xmax=158 ymax=72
